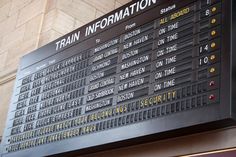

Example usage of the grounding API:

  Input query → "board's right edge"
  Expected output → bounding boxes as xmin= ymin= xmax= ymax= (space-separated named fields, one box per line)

xmin=231 ymin=0 xmax=236 ymax=120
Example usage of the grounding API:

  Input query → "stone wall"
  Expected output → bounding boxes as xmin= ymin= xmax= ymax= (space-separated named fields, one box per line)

xmin=0 ymin=0 xmax=236 ymax=156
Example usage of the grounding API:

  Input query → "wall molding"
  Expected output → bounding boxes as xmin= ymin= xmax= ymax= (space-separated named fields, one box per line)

xmin=0 ymin=70 xmax=17 ymax=85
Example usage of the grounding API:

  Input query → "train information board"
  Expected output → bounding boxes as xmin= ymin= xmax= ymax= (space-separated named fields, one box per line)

xmin=1 ymin=0 xmax=236 ymax=156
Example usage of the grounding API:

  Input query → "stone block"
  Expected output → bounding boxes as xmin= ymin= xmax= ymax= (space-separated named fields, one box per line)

xmin=0 ymin=13 xmax=18 ymax=38
xmin=16 ymin=0 xmax=47 ymax=27
xmin=41 ymin=8 xmax=57 ymax=33
xmin=116 ymin=0 xmax=131 ymax=5
xmin=39 ymin=29 xmax=62 ymax=47
xmin=74 ymin=20 xmax=84 ymax=30
xmin=0 ymin=2 xmax=11 ymax=22
xmin=0 ymin=51 xmax=7 ymax=72
xmin=5 ymin=44 xmax=22 ymax=67
xmin=0 ymin=36 xmax=2 ymax=49
xmin=5 ymin=38 xmax=38 ymax=72
xmin=24 ymin=14 xmax=44 ymax=42
xmin=45 ymin=0 xmax=57 ymax=13
xmin=0 ymin=36 xmax=38 ymax=79
xmin=20 ymin=37 xmax=38 ymax=55
xmin=83 ymin=0 xmax=116 ymax=13
xmin=53 ymin=9 xmax=75 ymax=34
xmin=57 ymin=0 xmax=96 ymax=24
xmin=1 ymin=54 xmax=20 ymax=79
xmin=95 ymin=10 xmax=105 ymax=19
xmin=1 ymin=25 xmax=25 ymax=51
xmin=0 ymin=61 xmax=18 ymax=80
xmin=42 ymin=9 xmax=75 ymax=35
xmin=115 ymin=1 xmax=123 ymax=9
xmin=9 ymin=0 xmax=32 ymax=16
xmin=0 ymin=0 xmax=8 ymax=8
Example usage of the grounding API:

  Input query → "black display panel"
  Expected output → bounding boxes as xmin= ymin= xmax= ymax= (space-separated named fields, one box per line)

xmin=1 ymin=0 xmax=236 ymax=156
